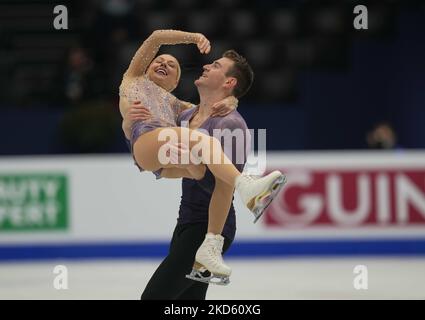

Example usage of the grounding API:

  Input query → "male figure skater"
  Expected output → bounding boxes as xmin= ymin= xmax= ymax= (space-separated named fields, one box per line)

xmin=125 ymin=50 xmax=252 ymax=299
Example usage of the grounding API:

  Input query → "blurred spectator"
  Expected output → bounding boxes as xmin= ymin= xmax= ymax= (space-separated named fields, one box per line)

xmin=55 ymin=46 xmax=117 ymax=152
xmin=101 ymin=0 xmax=134 ymax=15
xmin=89 ymin=0 xmax=138 ymax=61
xmin=366 ymin=122 xmax=399 ymax=150
xmin=57 ymin=47 xmax=104 ymax=106
xmin=87 ymin=0 xmax=139 ymax=97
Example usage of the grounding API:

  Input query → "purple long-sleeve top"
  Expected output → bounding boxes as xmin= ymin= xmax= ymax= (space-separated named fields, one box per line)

xmin=177 ymin=106 xmax=250 ymax=241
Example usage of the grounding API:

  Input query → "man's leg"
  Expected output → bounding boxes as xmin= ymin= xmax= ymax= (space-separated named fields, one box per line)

xmin=207 ymin=178 xmax=234 ymax=235
xmin=174 ymin=281 xmax=209 ymax=300
xmin=141 ymin=223 xmax=209 ymax=300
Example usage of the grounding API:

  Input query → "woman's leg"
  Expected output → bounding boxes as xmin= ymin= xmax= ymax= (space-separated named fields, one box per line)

xmin=134 ymin=127 xmax=286 ymax=282
xmin=134 ymin=126 xmax=286 ymax=224
xmin=135 ymin=126 xmax=236 ymax=245
xmin=134 ymin=127 xmax=241 ymax=187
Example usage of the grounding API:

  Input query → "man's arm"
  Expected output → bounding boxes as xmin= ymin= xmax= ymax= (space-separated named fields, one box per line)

xmin=173 ymin=96 xmax=238 ymax=118
xmin=122 ymin=102 xmax=153 ymax=140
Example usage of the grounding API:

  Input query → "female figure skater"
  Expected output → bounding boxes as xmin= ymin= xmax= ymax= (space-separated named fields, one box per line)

xmin=119 ymin=30 xmax=286 ymax=284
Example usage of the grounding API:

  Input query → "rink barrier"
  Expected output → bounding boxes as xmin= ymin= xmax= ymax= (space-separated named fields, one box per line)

xmin=0 ymin=238 xmax=425 ymax=261
xmin=1 ymin=152 xmax=424 ymax=261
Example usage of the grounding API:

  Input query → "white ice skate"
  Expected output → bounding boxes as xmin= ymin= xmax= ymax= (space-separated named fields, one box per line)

xmin=186 ymin=233 xmax=231 ymax=286
xmin=236 ymin=170 xmax=287 ymax=223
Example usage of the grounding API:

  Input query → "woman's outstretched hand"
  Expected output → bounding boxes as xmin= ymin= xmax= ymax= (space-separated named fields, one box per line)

xmin=196 ymin=33 xmax=211 ymax=54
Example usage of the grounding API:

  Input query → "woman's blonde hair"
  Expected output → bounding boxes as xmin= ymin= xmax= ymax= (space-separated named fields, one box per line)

xmin=172 ymin=61 xmax=181 ymax=91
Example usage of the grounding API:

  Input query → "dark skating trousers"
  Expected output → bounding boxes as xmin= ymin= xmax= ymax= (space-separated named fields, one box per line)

xmin=141 ymin=222 xmax=232 ymax=300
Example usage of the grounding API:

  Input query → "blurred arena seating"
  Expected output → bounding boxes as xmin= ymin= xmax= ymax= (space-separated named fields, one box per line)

xmin=1 ymin=0 xmax=424 ymax=154
xmin=0 ymin=0 xmax=403 ymax=105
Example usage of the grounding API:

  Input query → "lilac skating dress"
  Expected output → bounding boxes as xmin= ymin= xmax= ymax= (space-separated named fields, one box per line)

xmin=120 ymin=75 xmax=184 ymax=146
xmin=119 ymin=76 xmax=187 ymax=178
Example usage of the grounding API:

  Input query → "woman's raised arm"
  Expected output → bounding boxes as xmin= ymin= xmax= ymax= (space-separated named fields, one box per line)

xmin=124 ymin=30 xmax=208 ymax=78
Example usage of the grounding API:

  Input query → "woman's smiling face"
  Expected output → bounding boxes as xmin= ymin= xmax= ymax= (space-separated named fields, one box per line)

xmin=146 ymin=54 xmax=181 ymax=92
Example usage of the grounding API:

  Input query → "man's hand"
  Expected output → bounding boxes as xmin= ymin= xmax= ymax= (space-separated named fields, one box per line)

xmin=168 ymin=142 xmax=190 ymax=167
xmin=126 ymin=101 xmax=152 ymax=122
xmin=166 ymin=142 xmax=206 ymax=180
xmin=122 ymin=101 xmax=152 ymax=139
xmin=211 ymin=96 xmax=238 ymax=117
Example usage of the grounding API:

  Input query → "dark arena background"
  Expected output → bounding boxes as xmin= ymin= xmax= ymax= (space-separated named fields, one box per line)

xmin=0 ymin=0 xmax=424 ymax=300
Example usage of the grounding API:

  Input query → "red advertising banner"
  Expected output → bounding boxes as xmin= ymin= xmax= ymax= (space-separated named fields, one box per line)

xmin=265 ymin=169 xmax=425 ymax=227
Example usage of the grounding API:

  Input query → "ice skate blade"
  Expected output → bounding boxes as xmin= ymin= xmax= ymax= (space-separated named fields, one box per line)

xmin=185 ymin=268 xmax=230 ymax=286
xmin=253 ymin=174 xmax=287 ymax=223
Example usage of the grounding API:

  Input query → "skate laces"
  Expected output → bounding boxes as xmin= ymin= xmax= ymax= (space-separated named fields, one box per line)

xmin=205 ymin=238 xmax=224 ymax=266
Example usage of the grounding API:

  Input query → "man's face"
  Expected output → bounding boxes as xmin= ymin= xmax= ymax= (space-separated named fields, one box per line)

xmin=195 ymin=57 xmax=235 ymax=92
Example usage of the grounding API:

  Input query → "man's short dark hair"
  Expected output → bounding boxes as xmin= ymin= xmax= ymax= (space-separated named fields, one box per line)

xmin=222 ymin=50 xmax=254 ymax=99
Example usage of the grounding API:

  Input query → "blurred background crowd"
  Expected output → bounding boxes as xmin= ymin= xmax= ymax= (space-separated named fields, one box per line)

xmin=0 ymin=0 xmax=424 ymax=154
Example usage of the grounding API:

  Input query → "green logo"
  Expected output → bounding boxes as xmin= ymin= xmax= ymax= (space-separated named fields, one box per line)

xmin=0 ymin=174 xmax=68 ymax=232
